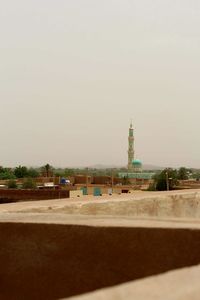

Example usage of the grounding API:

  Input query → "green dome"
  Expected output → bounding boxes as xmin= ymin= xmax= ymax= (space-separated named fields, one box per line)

xmin=132 ymin=159 xmax=142 ymax=166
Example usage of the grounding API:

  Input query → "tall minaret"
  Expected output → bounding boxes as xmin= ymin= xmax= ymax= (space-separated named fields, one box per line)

xmin=128 ymin=122 xmax=134 ymax=171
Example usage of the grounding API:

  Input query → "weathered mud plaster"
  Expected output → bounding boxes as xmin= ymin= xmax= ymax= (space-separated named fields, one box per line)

xmin=1 ymin=190 xmax=200 ymax=219
xmin=1 ymin=214 xmax=200 ymax=300
xmin=66 ymin=264 xmax=200 ymax=300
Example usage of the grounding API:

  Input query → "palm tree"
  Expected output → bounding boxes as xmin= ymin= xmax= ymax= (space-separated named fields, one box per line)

xmin=41 ymin=164 xmax=53 ymax=177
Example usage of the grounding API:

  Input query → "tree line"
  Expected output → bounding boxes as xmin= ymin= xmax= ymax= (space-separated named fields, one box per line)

xmin=1 ymin=164 xmax=200 ymax=191
xmin=149 ymin=167 xmax=200 ymax=191
xmin=0 ymin=165 xmax=49 ymax=180
xmin=0 ymin=165 xmax=128 ymax=180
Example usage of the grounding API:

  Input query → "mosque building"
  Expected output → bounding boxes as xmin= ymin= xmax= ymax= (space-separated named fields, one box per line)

xmin=118 ymin=123 xmax=155 ymax=185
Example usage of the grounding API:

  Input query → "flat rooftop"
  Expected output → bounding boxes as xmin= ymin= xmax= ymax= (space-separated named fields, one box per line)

xmin=1 ymin=189 xmax=200 ymax=300
xmin=0 ymin=189 xmax=200 ymax=219
xmin=1 ymin=212 xmax=200 ymax=230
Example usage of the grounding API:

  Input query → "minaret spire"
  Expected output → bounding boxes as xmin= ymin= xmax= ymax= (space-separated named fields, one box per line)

xmin=128 ymin=122 xmax=134 ymax=171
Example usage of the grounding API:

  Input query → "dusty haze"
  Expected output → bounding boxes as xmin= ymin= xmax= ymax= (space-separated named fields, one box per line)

xmin=1 ymin=0 xmax=200 ymax=168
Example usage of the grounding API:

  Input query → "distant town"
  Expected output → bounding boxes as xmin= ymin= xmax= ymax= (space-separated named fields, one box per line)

xmin=0 ymin=123 xmax=200 ymax=203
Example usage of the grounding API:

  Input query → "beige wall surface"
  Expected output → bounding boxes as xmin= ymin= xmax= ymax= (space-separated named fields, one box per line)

xmin=1 ymin=190 xmax=200 ymax=219
xmin=69 ymin=190 xmax=83 ymax=198
xmin=66 ymin=264 xmax=200 ymax=300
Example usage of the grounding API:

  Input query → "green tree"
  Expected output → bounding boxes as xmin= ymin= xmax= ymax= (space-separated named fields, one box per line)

xmin=7 ymin=180 xmax=18 ymax=189
xmin=177 ymin=167 xmax=189 ymax=180
xmin=192 ymin=172 xmax=200 ymax=181
xmin=22 ymin=178 xmax=37 ymax=189
xmin=14 ymin=166 xmax=28 ymax=178
xmin=0 ymin=167 xmax=15 ymax=180
xmin=27 ymin=168 xmax=40 ymax=178
xmin=154 ymin=168 xmax=178 ymax=191
xmin=41 ymin=164 xmax=53 ymax=177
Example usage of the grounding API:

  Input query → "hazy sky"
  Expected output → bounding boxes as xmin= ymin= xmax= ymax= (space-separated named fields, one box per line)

xmin=1 ymin=0 xmax=200 ymax=168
